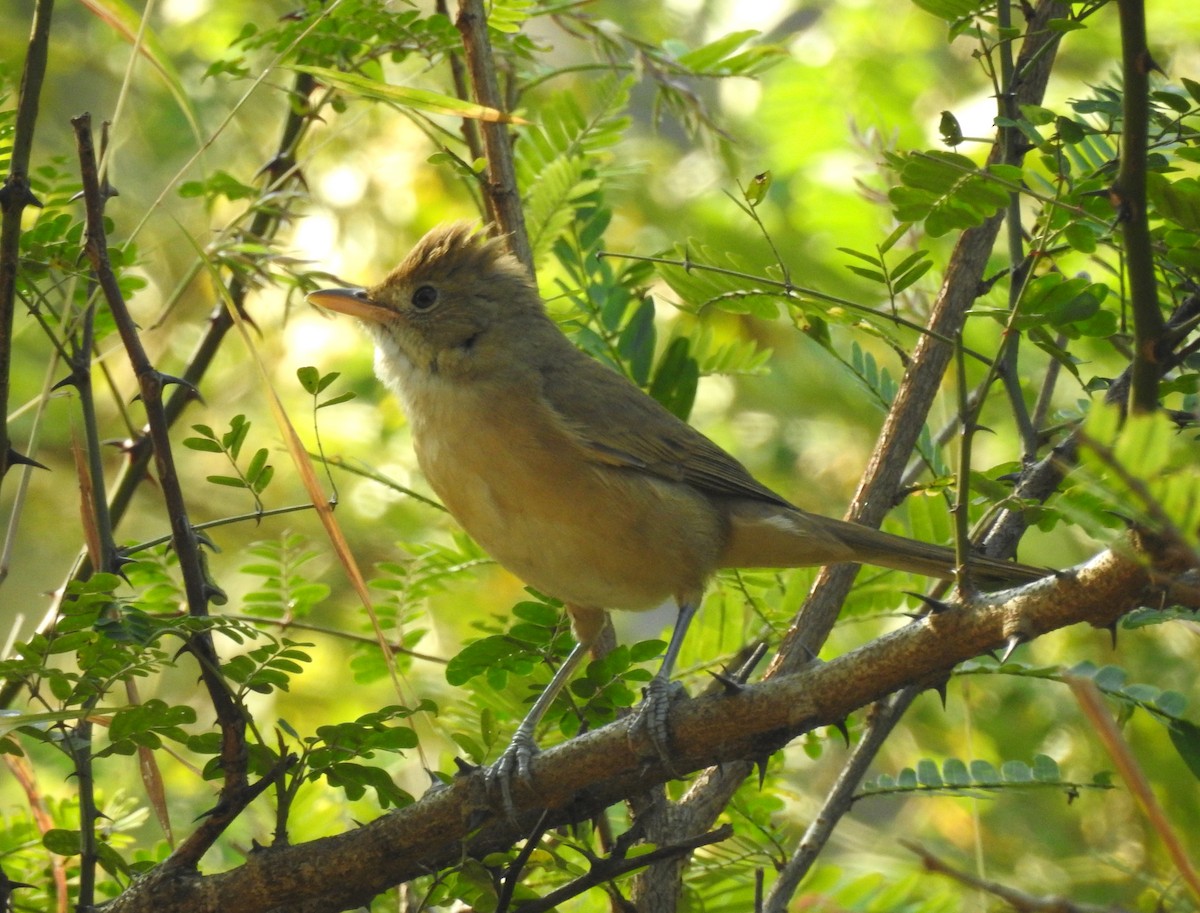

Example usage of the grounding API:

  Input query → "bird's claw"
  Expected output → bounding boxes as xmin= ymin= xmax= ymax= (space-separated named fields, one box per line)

xmin=629 ymin=676 xmax=686 ymax=771
xmin=485 ymin=729 xmax=538 ymax=819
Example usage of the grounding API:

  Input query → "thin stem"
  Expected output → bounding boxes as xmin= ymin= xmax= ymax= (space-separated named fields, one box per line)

xmin=0 ymin=0 xmax=55 ymax=480
xmin=763 ymin=688 xmax=918 ymax=912
xmin=455 ymin=0 xmax=533 ymax=272
xmin=1114 ymin=0 xmax=1164 ymax=413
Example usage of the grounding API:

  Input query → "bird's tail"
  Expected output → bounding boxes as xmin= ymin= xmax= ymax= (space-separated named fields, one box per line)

xmin=721 ymin=501 xmax=1045 ymax=587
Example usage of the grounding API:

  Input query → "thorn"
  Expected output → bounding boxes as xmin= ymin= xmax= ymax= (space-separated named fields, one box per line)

xmin=111 ymin=551 xmax=137 ymax=582
xmin=256 ymin=153 xmax=289 ymax=180
xmin=733 ymin=641 xmax=769 ymax=683
xmin=453 ymin=756 xmax=478 ymax=777
xmin=904 ymin=592 xmax=954 ymax=615
xmin=933 ymin=679 xmax=949 ymax=709
xmin=51 ymin=370 xmax=83 ymax=391
xmin=424 ymin=769 xmax=448 ymax=793
xmin=131 ymin=372 xmax=198 ymax=404
xmin=754 ymin=754 xmax=770 ymax=789
xmin=5 ymin=448 xmax=49 ymax=471
xmin=159 ymin=373 xmax=204 ymax=404
xmin=1102 ymin=620 xmax=1118 ymax=649
xmin=707 ymin=669 xmax=743 ymax=696
xmin=70 ymin=184 xmax=118 ymax=203
xmin=194 ymin=530 xmax=220 ymax=551
xmin=1000 ymin=633 xmax=1026 ymax=664
xmin=0 ymin=179 xmax=42 ymax=210
xmin=832 ymin=719 xmax=850 ymax=746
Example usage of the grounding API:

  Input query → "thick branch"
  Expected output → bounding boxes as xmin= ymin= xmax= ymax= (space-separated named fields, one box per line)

xmin=99 ymin=544 xmax=1181 ymax=913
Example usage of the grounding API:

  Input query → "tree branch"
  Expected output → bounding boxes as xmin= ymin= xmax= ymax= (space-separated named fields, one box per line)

xmin=98 ymin=542 xmax=1189 ymax=913
xmin=1114 ymin=0 xmax=1164 ymax=414
xmin=72 ymin=113 xmax=250 ymax=870
xmin=0 ymin=0 xmax=54 ymax=481
xmin=454 ymin=0 xmax=532 ymax=273
xmin=630 ymin=5 xmax=1069 ymax=907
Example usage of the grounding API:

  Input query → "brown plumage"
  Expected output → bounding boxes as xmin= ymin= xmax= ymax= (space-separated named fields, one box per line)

xmin=308 ymin=222 xmax=1043 ymax=795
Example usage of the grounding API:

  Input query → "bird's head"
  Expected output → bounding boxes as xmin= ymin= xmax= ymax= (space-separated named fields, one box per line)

xmin=307 ymin=222 xmax=541 ymax=382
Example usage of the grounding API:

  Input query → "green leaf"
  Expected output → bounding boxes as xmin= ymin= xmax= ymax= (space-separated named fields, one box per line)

xmin=677 ymin=30 xmax=759 ymax=72
xmin=649 ymin=336 xmax=699 ymax=420
xmin=207 ymin=475 xmax=248 ymax=488
xmin=291 ymin=65 xmax=522 ymax=123
xmin=317 ymin=391 xmax=357 ymax=409
xmin=889 ymin=151 xmax=1012 ymax=237
xmin=910 ymin=0 xmax=988 ymax=23
xmin=43 ymin=828 xmax=82 ymax=856
xmin=297 ymin=365 xmax=320 ymax=394
xmin=183 ymin=437 xmax=224 ymax=453
xmin=1167 ymin=720 xmax=1200 ymax=780
xmin=1147 ymin=173 xmax=1200 ymax=232
xmin=1031 ymin=754 xmax=1061 ymax=782
xmin=246 ymin=448 xmax=269 ymax=482
xmin=617 ymin=297 xmax=657 ymax=386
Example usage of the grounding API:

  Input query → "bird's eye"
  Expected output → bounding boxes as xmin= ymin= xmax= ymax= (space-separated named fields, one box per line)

xmin=411 ymin=285 xmax=439 ymax=310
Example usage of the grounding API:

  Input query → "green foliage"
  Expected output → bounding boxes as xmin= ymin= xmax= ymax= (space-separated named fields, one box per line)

xmin=3 ymin=1 xmax=1200 ymax=911
xmin=184 ymin=415 xmax=276 ymax=510
xmin=657 ymin=240 xmax=784 ymax=319
xmin=241 ymin=535 xmax=331 ymax=621
xmin=297 ymin=704 xmax=429 ymax=808
xmin=859 ymin=753 xmax=1110 ymax=799
xmin=888 ymin=151 xmax=1020 ymax=237
xmin=516 ymin=75 xmax=632 ymax=262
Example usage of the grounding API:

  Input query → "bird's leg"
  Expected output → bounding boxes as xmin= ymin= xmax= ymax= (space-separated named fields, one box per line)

xmin=486 ymin=606 xmax=604 ymax=815
xmin=630 ymin=598 xmax=700 ymax=768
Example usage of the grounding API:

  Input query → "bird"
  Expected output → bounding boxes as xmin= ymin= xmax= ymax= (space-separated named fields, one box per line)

xmin=307 ymin=222 xmax=1043 ymax=804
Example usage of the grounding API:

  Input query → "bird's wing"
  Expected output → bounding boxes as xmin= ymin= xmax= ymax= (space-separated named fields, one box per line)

xmin=538 ymin=347 xmax=792 ymax=508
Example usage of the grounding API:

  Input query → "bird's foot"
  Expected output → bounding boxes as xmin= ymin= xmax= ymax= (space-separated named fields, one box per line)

xmin=628 ymin=676 xmax=687 ymax=771
xmin=484 ymin=728 xmax=539 ymax=819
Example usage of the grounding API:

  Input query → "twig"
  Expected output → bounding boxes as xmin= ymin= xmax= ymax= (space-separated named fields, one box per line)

xmin=0 ymin=0 xmax=54 ymax=480
xmin=454 ymin=0 xmax=533 ymax=272
xmin=906 ymin=840 xmax=1134 ymax=912
xmin=513 ymin=826 xmax=733 ymax=913
xmin=73 ymin=113 xmax=252 ymax=871
xmin=983 ymin=292 xmax=1200 ymax=558
xmin=0 ymin=68 xmax=319 ymax=711
xmin=1113 ymin=0 xmax=1164 ymax=414
xmin=763 ymin=688 xmax=919 ymax=913
xmin=437 ymin=0 xmax=483 ymax=164
xmin=1069 ymin=676 xmax=1200 ymax=905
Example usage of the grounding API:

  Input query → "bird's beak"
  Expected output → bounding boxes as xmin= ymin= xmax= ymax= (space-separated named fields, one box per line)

xmin=307 ymin=287 xmax=393 ymax=324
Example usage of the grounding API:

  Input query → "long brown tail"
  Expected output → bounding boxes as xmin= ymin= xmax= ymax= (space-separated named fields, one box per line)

xmin=721 ymin=501 xmax=1046 ymax=587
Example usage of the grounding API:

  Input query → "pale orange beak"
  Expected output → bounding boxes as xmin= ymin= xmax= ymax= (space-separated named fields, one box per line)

xmin=307 ymin=287 xmax=392 ymax=324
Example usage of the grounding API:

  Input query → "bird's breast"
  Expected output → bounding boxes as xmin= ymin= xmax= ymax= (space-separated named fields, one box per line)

xmin=398 ymin=371 xmax=724 ymax=611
